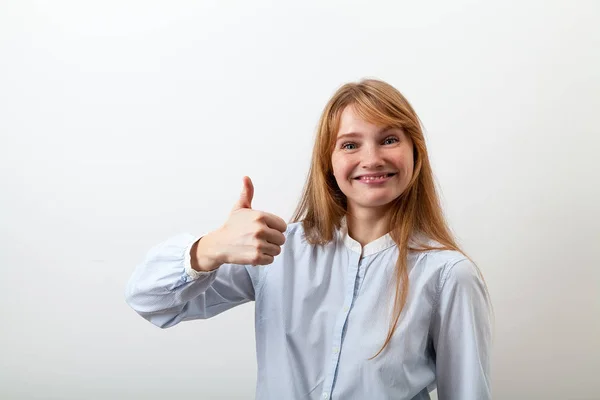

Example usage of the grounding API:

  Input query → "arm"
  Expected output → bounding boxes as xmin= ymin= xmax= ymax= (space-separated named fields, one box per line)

xmin=124 ymin=232 xmax=257 ymax=329
xmin=431 ymin=258 xmax=493 ymax=400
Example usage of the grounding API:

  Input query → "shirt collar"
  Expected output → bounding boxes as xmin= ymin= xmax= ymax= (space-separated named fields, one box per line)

xmin=337 ymin=216 xmax=397 ymax=257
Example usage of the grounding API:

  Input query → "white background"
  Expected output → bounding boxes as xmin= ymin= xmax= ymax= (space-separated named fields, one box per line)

xmin=1 ymin=1 xmax=599 ymax=399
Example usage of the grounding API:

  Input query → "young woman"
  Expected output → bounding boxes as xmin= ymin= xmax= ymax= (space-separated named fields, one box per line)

xmin=125 ymin=79 xmax=492 ymax=399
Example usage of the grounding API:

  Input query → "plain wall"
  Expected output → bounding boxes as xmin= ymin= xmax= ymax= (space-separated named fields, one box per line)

xmin=1 ymin=1 xmax=599 ymax=399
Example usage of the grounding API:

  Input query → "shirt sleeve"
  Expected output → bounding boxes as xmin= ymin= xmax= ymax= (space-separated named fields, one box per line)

xmin=430 ymin=258 xmax=493 ymax=400
xmin=124 ymin=233 xmax=258 ymax=329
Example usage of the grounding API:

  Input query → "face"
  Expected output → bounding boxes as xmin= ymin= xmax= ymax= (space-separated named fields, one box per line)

xmin=331 ymin=105 xmax=414 ymax=215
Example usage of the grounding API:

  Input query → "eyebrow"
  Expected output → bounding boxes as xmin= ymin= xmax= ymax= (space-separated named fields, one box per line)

xmin=336 ymin=126 xmax=396 ymax=142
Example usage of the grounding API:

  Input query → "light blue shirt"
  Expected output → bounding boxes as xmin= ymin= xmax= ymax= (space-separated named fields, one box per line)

xmin=125 ymin=219 xmax=492 ymax=399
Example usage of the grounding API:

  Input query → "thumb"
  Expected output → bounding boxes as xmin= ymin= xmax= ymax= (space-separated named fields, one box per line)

xmin=232 ymin=176 xmax=254 ymax=211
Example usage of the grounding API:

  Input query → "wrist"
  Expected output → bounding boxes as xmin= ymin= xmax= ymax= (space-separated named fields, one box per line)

xmin=191 ymin=231 xmax=224 ymax=272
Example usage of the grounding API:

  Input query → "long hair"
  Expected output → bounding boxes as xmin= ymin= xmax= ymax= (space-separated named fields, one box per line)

xmin=290 ymin=78 xmax=464 ymax=359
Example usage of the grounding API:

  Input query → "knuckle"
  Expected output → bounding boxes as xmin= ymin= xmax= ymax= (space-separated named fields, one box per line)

xmin=252 ymin=228 xmax=260 ymax=236
xmin=252 ymin=251 xmax=263 ymax=264
xmin=254 ymin=221 xmax=266 ymax=231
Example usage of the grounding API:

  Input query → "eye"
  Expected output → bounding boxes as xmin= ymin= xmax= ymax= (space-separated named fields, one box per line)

xmin=340 ymin=136 xmax=398 ymax=150
xmin=383 ymin=136 xmax=399 ymax=145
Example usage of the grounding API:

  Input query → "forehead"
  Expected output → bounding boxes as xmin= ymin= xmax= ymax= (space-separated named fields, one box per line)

xmin=336 ymin=105 xmax=399 ymax=138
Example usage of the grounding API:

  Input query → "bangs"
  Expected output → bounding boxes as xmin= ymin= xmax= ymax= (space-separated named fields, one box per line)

xmin=351 ymin=96 xmax=403 ymax=129
xmin=326 ymin=94 xmax=406 ymax=151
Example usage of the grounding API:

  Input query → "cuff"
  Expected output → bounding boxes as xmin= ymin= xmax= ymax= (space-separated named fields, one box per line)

xmin=184 ymin=235 xmax=219 ymax=280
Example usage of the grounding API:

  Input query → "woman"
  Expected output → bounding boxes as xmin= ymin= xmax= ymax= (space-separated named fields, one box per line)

xmin=125 ymin=78 xmax=492 ymax=399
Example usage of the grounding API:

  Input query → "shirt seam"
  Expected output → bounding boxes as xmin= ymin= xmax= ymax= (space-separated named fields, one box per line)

xmin=430 ymin=256 xmax=469 ymax=319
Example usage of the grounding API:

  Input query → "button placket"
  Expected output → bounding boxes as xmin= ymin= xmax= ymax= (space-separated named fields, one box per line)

xmin=321 ymin=250 xmax=361 ymax=399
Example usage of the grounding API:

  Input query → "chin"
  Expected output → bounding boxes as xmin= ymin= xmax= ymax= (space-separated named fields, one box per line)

xmin=350 ymin=196 xmax=398 ymax=209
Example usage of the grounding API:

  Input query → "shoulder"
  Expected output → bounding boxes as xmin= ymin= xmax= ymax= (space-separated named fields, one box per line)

xmin=282 ymin=221 xmax=307 ymax=246
xmin=417 ymin=244 xmax=485 ymax=295
xmin=284 ymin=221 xmax=304 ymax=236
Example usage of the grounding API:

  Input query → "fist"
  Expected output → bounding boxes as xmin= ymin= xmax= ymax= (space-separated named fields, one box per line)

xmin=215 ymin=176 xmax=287 ymax=266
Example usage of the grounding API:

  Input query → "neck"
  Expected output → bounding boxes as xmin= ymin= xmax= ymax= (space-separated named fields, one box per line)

xmin=345 ymin=205 xmax=392 ymax=247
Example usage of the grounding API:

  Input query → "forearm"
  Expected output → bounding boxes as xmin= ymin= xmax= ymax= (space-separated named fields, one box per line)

xmin=125 ymin=232 xmax=256 ymax=328
xmin=125 ymin=234 xmax=218 ymax=319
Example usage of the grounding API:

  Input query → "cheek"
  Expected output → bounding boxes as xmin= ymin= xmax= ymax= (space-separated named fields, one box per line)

xmin=336 ymin=162 xmax=353 ymax=181
xmin=331 ymin=156 xmax=348 ymax=177
xmin=397 ymin=149 xmax=415 ymax=172
xmin=400 ymin=155 xmax=414 ymax=170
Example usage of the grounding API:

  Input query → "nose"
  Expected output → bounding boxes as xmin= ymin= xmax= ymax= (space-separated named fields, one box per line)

xmin=361 ymin=144 xmax=385 ymax=169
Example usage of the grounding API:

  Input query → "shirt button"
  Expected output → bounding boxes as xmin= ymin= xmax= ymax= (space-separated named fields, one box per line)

xmin=333 ymin=347 xmax=339 ymax=354
xmin=322 ymin=393 xmax=329 ymax=399
xmin=343 ymin=306 xmax=349 ymax=312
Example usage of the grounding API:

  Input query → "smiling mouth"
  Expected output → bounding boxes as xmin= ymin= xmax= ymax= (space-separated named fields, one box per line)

xmin=354 ymin=173 xmax=396 ymax=180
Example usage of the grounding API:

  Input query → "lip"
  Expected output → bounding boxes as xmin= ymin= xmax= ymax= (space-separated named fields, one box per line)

xmin=354 ymin=173 xmax=396 ymax=185
xmin=354 ymin=172 xmax=396 ymax=179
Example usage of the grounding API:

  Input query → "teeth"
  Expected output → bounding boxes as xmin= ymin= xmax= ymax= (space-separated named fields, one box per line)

xmin=361 ymin=174 xmax=388 ymax=180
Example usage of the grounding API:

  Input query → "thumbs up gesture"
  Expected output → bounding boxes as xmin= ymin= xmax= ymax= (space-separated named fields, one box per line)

xmin=197 ymin=177 xmax=287 ymax=269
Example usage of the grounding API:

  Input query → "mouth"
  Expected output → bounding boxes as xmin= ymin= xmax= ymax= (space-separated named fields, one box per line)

xmin=354 ymin=173 xmax=396 ymax=179
xmin=354 ymin=173 xmax=397 ymax=183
